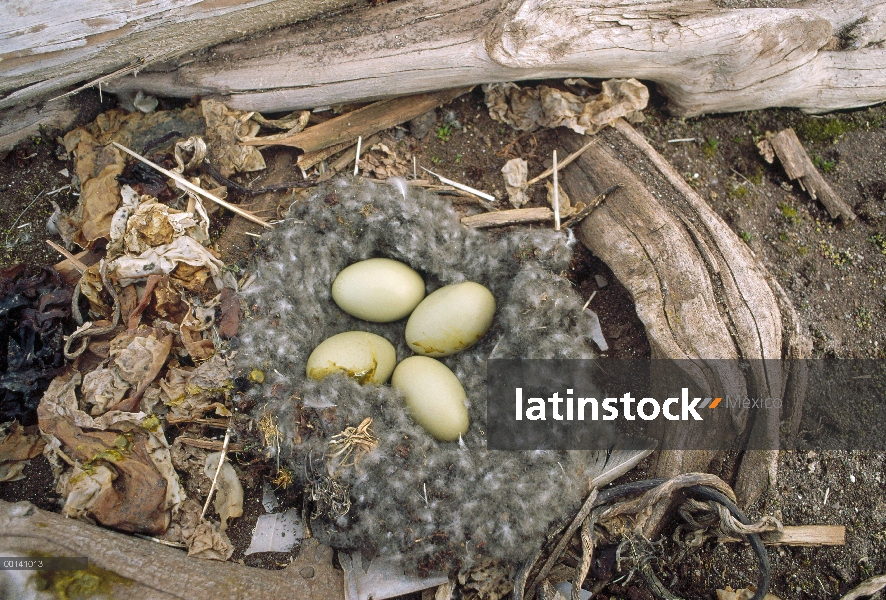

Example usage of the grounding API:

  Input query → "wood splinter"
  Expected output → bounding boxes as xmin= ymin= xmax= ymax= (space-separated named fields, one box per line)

xmin=112 ymin=142 xmax=273 ymax=229
xmin=721 ymin=524 xmax=845 ymax=547
xmin=758 ymin=128 xmax=856 ymax=221
xmin=461 ymin=207 xmax=553 ymax=228
xmin=178 ymin=436 xmax=244 ymax=453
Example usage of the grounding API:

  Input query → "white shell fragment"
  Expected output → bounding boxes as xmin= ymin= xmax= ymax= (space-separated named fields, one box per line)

xmin=405 ymin=281 xmax=495 ymax=357
xmin=332 ymin=258 xmax=425 ymax=322
xmin=341 ymin=552 xmax=448 ymax=600
xmin=245 ymin=509 xmax=304 ymax=555
xmin=585 ymin=308 xmax=608 ymax=352
xmin=261 ymin=481 xmax=279 ymax=513
xmin=306 ymin=331 xmax=397 ymax=384
xmin=391 ymin=356 xmax=469 ymax=442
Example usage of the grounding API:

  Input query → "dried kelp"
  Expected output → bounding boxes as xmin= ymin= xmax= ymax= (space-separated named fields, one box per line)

xmin=0 ymin=264 xmax=72 ymax=425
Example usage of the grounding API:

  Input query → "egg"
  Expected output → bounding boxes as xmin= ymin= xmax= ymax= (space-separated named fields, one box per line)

xmin=306 ymin=331 xmax=397 ymax=384
xmin=405 ymin=281 xmax=495 ymax=357
xmin=391 ymin=356 xmax=469 ymax=441
xmin=332 ymin=258 xmax=425 ymax=322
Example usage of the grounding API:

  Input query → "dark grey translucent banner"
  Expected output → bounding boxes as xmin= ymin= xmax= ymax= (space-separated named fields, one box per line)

xmin=486 ymin=359 xmax=886 ymax=451
xmin=0 ymin=557 xmax=88 ymax=570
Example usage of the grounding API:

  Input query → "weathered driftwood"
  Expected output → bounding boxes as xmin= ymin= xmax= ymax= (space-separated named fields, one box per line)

xmin=461 ymin=207 xmax=553 ymax=228
xmin=0 ymin=0 xmax=360 ymax=110
xmin=102 ymin=0 xmax=886 ymax=117
xmin=0 ymin=94 xmax=100 ymax=156
xmin=0 ymin=500 xmax=344 ymax=600
xmin=721 ymin=525 xmax=845 ymax=547
xmin=760 ymin=128 xmax=857 ymax=221
xmin=560 ymin=120 xmax=811 ymax=506
xmin=245 ymin=88 xmax=471 ymax=153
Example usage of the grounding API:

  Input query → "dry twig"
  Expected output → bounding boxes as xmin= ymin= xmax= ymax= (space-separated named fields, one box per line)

xmin=112 ymin=142 xmax=273 ymax=229
xmin=201 ymin=426 xmax=232 ymax=520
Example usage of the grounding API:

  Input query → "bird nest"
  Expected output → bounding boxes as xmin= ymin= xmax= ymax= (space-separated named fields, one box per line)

xmin=235 ymin=176 xmax=604 ymax=571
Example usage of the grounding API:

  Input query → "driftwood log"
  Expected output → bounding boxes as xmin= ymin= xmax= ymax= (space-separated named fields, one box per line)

xmin=0 ymin=0 xmax=359 ymax=110
xmin=560 ymin=120 xmax=811 ymax=507
xmin=0 ymin=500 xmax=344 ymax=600
xmin=95 ymin=0 xmax=886 ymax=117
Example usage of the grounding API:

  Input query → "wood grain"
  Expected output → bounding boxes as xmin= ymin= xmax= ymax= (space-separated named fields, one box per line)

xmin=100 ymin=0 xmax=886 ymax=117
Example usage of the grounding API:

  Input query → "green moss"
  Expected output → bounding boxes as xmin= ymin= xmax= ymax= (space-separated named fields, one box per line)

xmin=728 ymin=185 xmax=749 ymax=199
xmin=779 ymin=202 xmax=801 ymax=224
xmin=29 ymin=553 xmax=134 ymax=600
xmin=796 ymin=117 xmax=858 ymax=144
xmin=702 ymin=137 xmax=719 ymax=158
xmin=748 ymin=167 xmax=764 ymax=186
xmin=813 ymin=154 xmax=836 ymax=173
xmin=856 ymin=307 xmax=873 ymax=331
xmin=820 ymin=241 xmax=855 ymax=267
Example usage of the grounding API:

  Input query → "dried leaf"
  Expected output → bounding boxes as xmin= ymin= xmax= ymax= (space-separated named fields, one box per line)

xmin=202 ymin=99 xmax=266 ymax=177
xmin=63 ymin=107 xmax=204 ymax=248
xmin=163 ymin=498 xmax=234 ymax=561
xmin=502 ymin=158 xmax=529 ymax=208
xmin=0 ymin=423 xmax=45 ymax=482
xmin=204 ymin=452 xmax=243 ymax=532
xmin=717 ymin=586 xmax=782 ymax=600
xmin=545 ymin=180 xmax=572 ymax=216
xmin=484 ymin=79 xmax=649 ymax=135
xmin=218 ymin=288 xmax=240 ymax=339
xmin=171 ymin=262 xmax=211 ymax=292
xmin=160 ymin=354 xmax=233 ymax=418
xmin=108 ymin=326 xmax=173 ymax=406
xmin=79 ymin=263 xmax=112 ymax=318
xmin=37 ymin=369 xmax=183 ymax=534
xmin=108 ymin=235 xmax=236 ymax=291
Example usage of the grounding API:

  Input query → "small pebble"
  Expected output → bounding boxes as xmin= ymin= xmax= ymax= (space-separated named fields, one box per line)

xmin=594 ymin=274 xmax=608 ymax=288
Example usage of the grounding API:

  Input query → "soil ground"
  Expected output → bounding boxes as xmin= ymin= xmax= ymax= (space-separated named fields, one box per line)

xmin=1 ymin=85 xmax=884 ymax=599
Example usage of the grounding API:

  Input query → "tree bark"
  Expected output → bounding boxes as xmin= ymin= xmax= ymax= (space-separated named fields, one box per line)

xmin=559 ymin=121 xmax=811 ymax=506
xmin=96 ymin=0 xmax=886 ymax=117
xmin=0 ymin=0 xmax=360 ymax=110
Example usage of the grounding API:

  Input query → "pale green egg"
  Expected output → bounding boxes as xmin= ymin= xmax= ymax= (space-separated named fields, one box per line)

xmin=306 ymin=331 xmax=397 ymax=384
xmin=391 ymin=356 xmax=469 ymax=441
xmin=405 ymin=281 xmax=495 ymax=357
xmin=332 ymin=258 xmax=425 ymax=322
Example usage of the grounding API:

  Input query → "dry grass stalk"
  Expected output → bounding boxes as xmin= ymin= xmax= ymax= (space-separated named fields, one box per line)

xmin=327 ymin=417 xmax=379 ymax=469
xmin=112 ymin=142 xmax=273 ymax=229
xmin=45 ymin=239 xmax=87 ymax=272
xmin=201 ymin=426 xmax=232 ymax=520
xmin=525 ymin=139 xmax=597 ymax=187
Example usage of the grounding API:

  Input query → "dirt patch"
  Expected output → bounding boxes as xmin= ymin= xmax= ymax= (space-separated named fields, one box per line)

xmin=1 ymin=86 xmax=884 ymax=598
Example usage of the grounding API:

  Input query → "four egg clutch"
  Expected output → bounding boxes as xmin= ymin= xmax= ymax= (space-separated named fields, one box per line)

xmin=306 ymin=258 xmax=496 ymax=442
